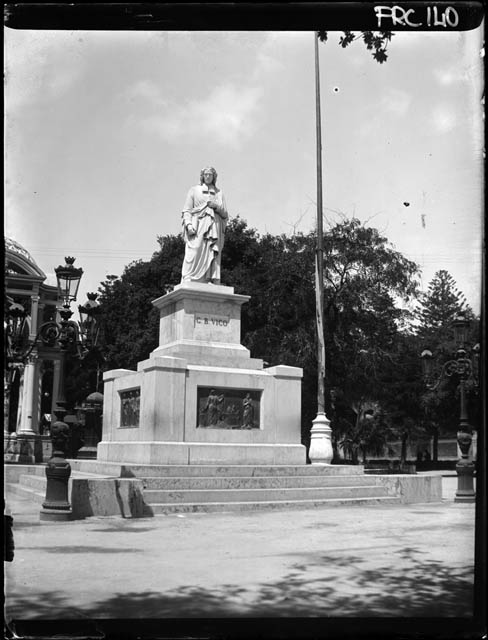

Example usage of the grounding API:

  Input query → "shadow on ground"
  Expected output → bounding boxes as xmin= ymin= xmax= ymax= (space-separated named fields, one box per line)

xmin=26 ymin=545 xmax=145 ymax=554
xmin=6 ymin=551 xmax=474 ymax=619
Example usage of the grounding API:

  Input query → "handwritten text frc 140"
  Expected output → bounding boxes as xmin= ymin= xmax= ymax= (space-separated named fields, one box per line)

xmin=375 ymin=5 xmax=459 ymax=28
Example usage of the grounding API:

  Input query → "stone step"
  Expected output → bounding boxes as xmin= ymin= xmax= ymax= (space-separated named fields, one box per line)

xmin=148 ymin=495 xmax=401 ymax=514
xmin=17 ymin=469 xmax=112 ymax=491
xmin=141 ymin=474 xmax=381 ymax=490
xmin=4 ymin=464 xmax=46 ymax=484
xmin=18 ymin=473 xmax=47 ymax=490
xmin=6 ymin=482 xmax=45 ymax=505
xmin=70 ymin=460 xmax=364 ymax=478
xmin=143 ymin=485 xmax=390 ymax=504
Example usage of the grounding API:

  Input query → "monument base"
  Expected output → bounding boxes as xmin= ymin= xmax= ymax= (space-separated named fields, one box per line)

xmin=97 ymin=441 xmax=306 ymax=466
xmin=99 ymin=283 xmax=305 ymax=468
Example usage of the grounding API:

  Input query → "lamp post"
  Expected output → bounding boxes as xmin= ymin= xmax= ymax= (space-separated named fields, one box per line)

xmin=420 ymin=312 xmax=479 ymax=503
xmin=40 ymin=257 xmax=84 ymax=520
xmin=308 ymin=31 xmax=334 ymax=465
xmin=5 ymin=257 xmax=105 ymax=517
xmin=76 ymin=292 xmax=104 ymax=459
xmin=4 ymin=256 xmax=100 ymax=519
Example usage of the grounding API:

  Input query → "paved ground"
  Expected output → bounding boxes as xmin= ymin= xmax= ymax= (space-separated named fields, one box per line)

xmin=4 ymin=475 xmax=478 ymax=627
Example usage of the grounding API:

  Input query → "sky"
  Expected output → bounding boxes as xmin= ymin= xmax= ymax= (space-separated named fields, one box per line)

xmin=4 ymin=24 xmax=484 ymax=315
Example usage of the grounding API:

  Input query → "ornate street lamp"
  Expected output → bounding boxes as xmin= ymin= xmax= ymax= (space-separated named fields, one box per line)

xmin=452 ymin=312 xmax=470 ymax=349
xmin=78 ymin=292 xmax=101 ymax=351
xmin=420 ymin=312 xmax=479 ymax=503
xmin=55 ymin=256 xmax=83 ymax=308
xmin=75 ymin=293 xmax=104 ymax=460
xmin=40 ymin=258 xmax=84 ymax=521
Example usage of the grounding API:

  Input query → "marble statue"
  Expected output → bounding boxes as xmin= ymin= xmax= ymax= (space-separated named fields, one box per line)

xmin=181 ymin=166 xmax=228 ymax=284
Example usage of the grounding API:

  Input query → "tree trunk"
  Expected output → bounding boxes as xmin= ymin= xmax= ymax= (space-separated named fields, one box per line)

xmin=400 ymin=434 xmax=408 ymax=465
xmin=351 ymin=446 xmax=358 ymax=465
xmin=432 ymin=427 xmax=439 ymax=462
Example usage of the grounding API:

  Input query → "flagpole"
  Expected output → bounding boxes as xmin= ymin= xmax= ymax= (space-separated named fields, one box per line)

xmin=309 ymin=31 xmax=333 ymax=465
xmin=314 ymin=31 xmax=325 ymax=415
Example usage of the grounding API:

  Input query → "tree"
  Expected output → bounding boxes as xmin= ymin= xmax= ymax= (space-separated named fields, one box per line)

xmin=317 ymin=30 xmax=394 ymax=64
xmin=319 ymin=218 xmax=420 ymax=459
xmin=416 ymin=270 xmax=480 ymax=460
xmin=97 ymin=234 xmax=184 ymax=371
xmin=64 ymin=346 xmax=105 ymax=408
xmin=416 ymin=269 xmax=471 ymax=347
xmin=232 ymin=217 xmax=421 ymax=454
xmin=376 ymin=331 xmax=427 ymax=465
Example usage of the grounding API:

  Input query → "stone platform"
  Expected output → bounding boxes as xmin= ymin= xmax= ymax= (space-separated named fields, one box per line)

xmin=5 ymin=462 xmax=443 ymax=519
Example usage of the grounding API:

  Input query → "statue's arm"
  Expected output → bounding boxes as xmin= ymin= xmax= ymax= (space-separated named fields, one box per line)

xmin=215 ymin=192 xmax=228 ymax=219
xmin=182 ymin=188 xmax=196 ymax=229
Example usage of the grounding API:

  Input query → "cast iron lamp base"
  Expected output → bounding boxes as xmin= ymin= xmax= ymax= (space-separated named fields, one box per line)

xmin=40 ymin=455 xmax=73 ymax=521
xmin=40 ymin=412 xmax=73 ymax=521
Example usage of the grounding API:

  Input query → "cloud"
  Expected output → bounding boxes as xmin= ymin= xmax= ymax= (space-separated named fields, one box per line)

xmin=125 ymin=80 xmax=169 ymax=107
xmin=357 ymin=88 xmax=411 ymax=137
xmin=5 ymin=30 xmax=85 ymax=110
xmin=433 ymin=67 xmax=461 ymax=86
xmin=254 ymin=50 xmax=285 ymax=75
xmin=381 ymin=88 xmax=412 ymax=117
xmin=134 ymin=83 xmax=263 ymax=148
xmin=431 ymin=105 xmax=457 ymax=132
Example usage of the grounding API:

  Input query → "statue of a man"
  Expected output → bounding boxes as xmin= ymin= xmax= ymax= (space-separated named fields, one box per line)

xmin=181 ymin=167 xmax=228 ymax=284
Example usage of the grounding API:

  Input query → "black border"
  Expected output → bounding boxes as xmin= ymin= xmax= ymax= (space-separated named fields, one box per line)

xmin=4 ymin=2 xmax=486 ymax=640
xmin=3 ymin=1 xmax=486 ymax=31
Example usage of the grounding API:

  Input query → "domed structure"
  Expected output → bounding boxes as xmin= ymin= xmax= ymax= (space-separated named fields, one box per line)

xmin=5 ymin=237 xmax=46 ymax=279
xmin=85 ymin=391 xmax=104 ymax=406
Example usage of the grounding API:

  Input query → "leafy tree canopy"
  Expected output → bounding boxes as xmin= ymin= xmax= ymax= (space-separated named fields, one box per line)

xmin=416 ymin=269 xmax=472 ymax=347
xmin=317 ymin=30 xmax=394 ymax=63
xmin=415 ymin=269 xmax=480 ymax=438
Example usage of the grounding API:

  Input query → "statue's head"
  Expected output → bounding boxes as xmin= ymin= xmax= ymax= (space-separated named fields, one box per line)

xmin=200 ymin=166 xmax=218 ymax=186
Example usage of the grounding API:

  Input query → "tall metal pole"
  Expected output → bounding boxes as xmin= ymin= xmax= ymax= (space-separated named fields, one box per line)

xmin=309 ymin=32 xmax=333 ymax=465
xmin=314 ymin=31 xmax=326 ymax=414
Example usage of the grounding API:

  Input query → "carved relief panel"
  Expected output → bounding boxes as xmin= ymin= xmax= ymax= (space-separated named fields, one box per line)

xmin=197 ymin=387 xmax=261 ymax=430
xmin=119 ymin=388 xmax=141 ymax=428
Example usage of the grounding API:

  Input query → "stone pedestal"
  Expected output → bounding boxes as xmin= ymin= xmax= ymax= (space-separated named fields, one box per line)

xmin=309 ymin=413 xmax=333 ymax=465
xmin=98 ymin=283 xmax=306 ymax=465
xmin=4 ymin=432 xmax=42 ymax=464
xmin=454 ymin=459 xmax=476 ymax=503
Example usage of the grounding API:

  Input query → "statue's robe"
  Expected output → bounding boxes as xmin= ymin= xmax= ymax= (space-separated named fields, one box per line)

xmin=181 ymin=184 xmax=228 ymax=283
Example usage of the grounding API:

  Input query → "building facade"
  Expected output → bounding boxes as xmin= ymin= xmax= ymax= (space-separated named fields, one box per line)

xmin=4 ymin=238 xmax=63 ymax=463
